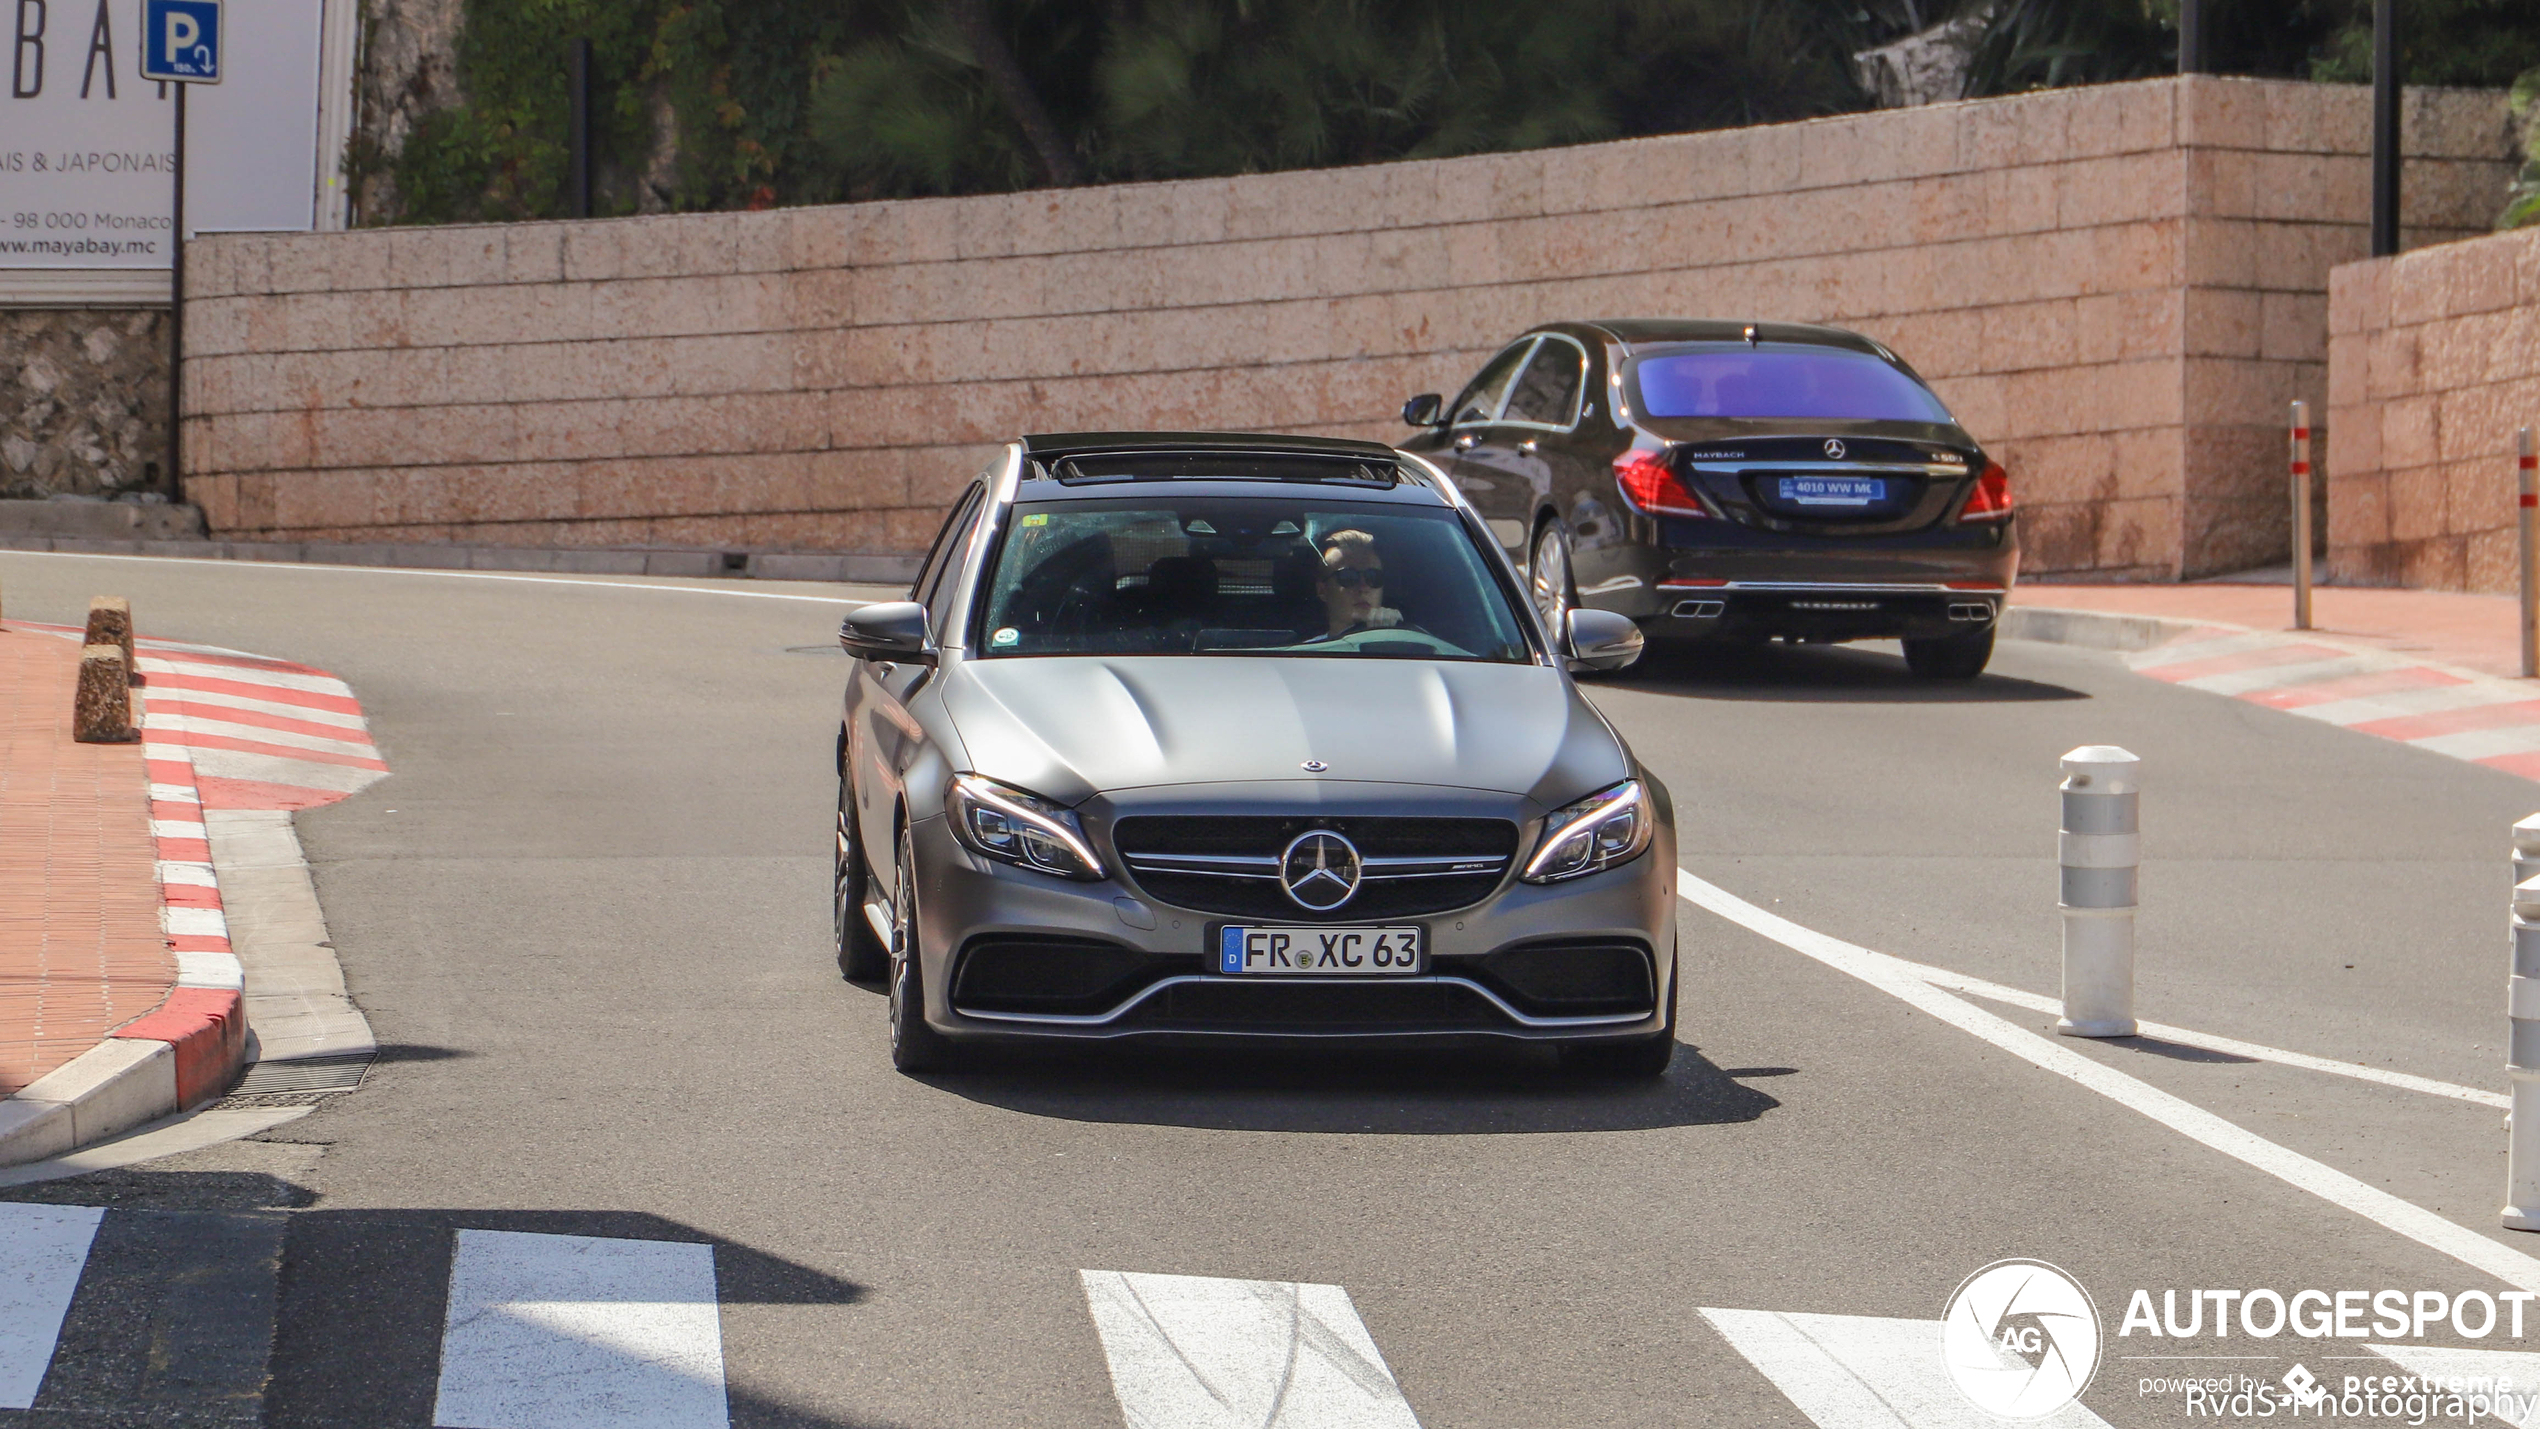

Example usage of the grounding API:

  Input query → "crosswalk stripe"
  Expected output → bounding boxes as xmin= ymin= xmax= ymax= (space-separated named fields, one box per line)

xmin=1700 ymin=1308 xmax=2112 ymax=1429
xmin=0 ymin=1204 xmax=104 ymax=1410
xmin=433 ymin=1228 xmax=729 ymax=1429
xmin=1080 ymin=1269 xmax=1422 ymax=1428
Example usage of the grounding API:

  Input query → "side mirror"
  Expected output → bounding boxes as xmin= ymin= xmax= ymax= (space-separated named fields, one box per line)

xmin=1401 ymin=393 xmax=1444 ymax=428
xmin=1564 ymin=608 xmax=1644 ymax=673
xmin=840 ymin=601 xmax=937 ymax=664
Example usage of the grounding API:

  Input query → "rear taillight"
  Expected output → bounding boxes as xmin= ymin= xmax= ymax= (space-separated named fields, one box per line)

xmin=1614 ymin=451 xmax=1708 ymax=518
xmin=1959 ymin=461 xmax=2012 ymax=522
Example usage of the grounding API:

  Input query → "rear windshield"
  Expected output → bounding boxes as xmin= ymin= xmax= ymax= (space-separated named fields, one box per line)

xmin=974 ymin=497 xmax=1532 ymax=663
xmin=1628 ymin=345 xmax=1954 ymax=423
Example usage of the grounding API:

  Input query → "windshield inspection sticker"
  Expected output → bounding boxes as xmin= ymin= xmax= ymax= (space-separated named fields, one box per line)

xmin=991 ymin=628 xmax=1020 ymax=647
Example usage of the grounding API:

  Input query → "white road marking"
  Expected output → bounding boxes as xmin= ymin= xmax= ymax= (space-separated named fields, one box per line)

xmin=1675 ymin=869 xmax=2540 ymax=1292
xmin=1701 ymin=1308 xmax=2112 ymax=1429
xmin=0 ymin=1203 xmax=105 ymax=1409
xmin=2295 ymin=684 xmax=2525 ymax=727
xmin=1898 ymin=959 xmax=2507 ymax=1110
xmin=136 ymin=658 xmax=354 ymax=700
xmin=1080 ymin=1269 xmax=1422 ymax=1429
xmin=433 ymin=1228 xmax=728 ymax=1429
xmin=2130 ymin=632 xmax=2300 ymax=668
xmin=2 ymin=549 xmax=864 ymax=603
xmin=141 ymin=685 xmax=371 ymax=729
xmin=2363 ymin=1343 xmax=2540 ymax=1424
xmin=2180 ymin=656 xmax=2380 ymax=697
xmin=142 ymin=712 xmax=381 ymax=760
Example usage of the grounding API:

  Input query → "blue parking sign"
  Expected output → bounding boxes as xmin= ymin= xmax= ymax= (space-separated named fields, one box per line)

xmin=141 ymin=0 xmax=223 ymax=83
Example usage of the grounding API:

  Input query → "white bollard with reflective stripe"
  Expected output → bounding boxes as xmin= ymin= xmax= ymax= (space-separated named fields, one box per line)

xmin=2508 ymin=823 xmax=2540 ymax=1230
xmin=2058 ymin=746 xmax=2140 ymax=1038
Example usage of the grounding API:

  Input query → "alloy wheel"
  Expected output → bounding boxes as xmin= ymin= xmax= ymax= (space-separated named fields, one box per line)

xmin=1531 ymin=523 xmax=1573 ymax=635
xmin=887 ymin=830 xmax=917 ymax=1052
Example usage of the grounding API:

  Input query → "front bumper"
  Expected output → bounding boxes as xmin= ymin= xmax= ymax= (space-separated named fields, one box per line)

xmin=904 ymin=809 xmax=1678 ymax=1048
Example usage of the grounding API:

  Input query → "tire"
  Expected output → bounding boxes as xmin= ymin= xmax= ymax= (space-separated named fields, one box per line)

xmin=834 ymin=777 xmax=888 ymax=983
xmin=1562 ymin=962 xmax=1677 ymax=1079
xmin=1529 ymin=520 xmax=1575 ymax=638
xmin=887 ymin=825 xmax=960 ymax=1073
xmin=1901 ymin=625 xmax=1995 ymax=680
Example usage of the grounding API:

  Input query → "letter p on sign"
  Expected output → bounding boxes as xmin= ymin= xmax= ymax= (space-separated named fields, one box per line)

xmin=140 ymin=0 xmax=223 ymax=83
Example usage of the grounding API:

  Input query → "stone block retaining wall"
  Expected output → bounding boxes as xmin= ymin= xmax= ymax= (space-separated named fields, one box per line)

xmin=2327 ymin=225 xmax=2540 ymax=592
xmin=181 ymin=76 xmax=2513 ymax=577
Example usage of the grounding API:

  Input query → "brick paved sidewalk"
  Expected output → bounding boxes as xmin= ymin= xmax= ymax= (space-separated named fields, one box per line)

xmin=0 ymin=622 xmax=174 ymax=1096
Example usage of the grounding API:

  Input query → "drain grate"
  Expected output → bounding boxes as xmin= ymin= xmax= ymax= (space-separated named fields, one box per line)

xmin=229 ymin=1052 xmax=374 ymax=1096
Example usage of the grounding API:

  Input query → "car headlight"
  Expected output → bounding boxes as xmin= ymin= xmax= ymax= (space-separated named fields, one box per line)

xmin=946 ymin=774 xmax=1107 ymax=881
xmin=1521 ymin=779 xmax=1652 ymax=883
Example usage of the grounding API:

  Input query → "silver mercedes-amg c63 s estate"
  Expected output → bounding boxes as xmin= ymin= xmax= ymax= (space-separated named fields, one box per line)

xmin=834 ymin=432 xmax=1680 ymax=1076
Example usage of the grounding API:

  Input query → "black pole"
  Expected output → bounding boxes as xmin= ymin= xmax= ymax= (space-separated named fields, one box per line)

xmin=568 ymin=38 xmax=593 ymax=219
xmin=2371 ymin=0 xmax=2402 ymax=257
xmin=2178 ymin=0 xmax=2206 ymax=73
xmin=168 ymin=81 xmax=186 ymax=503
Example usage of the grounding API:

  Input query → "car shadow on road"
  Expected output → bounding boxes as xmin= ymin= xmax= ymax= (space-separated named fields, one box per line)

xmin=1598 ymin=640 xmax=2089 ymax=703
xmin=922 ymin=1040 xmax=1781 ymax=1134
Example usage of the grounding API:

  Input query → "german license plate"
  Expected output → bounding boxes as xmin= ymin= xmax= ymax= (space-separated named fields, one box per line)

xmin=1781 ymin=476 xmax=1885 ymax=507
xmin=1217 ymin=925 xmax=1424 ymax=976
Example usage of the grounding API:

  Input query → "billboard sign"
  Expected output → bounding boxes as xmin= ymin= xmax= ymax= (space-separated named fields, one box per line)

xmin=2 ymin=0 xmax=329 ymax=271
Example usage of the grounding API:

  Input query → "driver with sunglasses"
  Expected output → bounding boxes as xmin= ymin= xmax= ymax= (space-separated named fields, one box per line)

xmin=1308 ymin=528 xmax=1407 ymax=640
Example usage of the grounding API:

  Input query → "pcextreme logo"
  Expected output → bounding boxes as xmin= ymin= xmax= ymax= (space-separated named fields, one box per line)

xmin=1941 ymin=1259 xmax=2105 ymax=1419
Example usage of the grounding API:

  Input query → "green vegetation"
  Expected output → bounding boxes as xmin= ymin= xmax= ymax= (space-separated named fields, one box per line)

xmin=378 ymin=0 xmax=1898 ymax=222
xmin=377 ymin=0 xmax=2540 ymax=225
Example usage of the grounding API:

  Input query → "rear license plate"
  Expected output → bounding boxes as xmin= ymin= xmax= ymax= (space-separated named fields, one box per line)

xmin=1780 ymin=476 xmax=1886 ymax=507
xmin=1218 ymin=926 xmax=1425 ymax=976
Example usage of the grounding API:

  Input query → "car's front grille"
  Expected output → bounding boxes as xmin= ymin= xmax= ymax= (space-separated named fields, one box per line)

xmin=1112 ymin=816 xmax=1518 ymax=921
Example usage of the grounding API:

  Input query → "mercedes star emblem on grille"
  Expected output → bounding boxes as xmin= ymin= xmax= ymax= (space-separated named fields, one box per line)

xmin=1280 ymin=830 xmax=1363 ymax=911
xmin=1823 ymin=438 xmax=1847 ymax=459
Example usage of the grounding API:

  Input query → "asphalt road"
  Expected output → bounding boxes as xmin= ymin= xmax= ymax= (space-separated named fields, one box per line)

xmin=3 ymin=549 xmax=2536 ymax=1429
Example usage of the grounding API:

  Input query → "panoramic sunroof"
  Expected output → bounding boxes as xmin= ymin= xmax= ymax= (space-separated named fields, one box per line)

xmin=1047 ymin=452 xmax=1399 ymax=486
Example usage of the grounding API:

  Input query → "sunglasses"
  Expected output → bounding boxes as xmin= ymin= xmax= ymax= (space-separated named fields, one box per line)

xmin=1324 ymin=568 xmax=1384 ymax=589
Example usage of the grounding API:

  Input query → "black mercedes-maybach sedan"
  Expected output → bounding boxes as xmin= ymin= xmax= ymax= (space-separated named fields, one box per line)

xmin=1399 ymin=319 xmax=2017 ymax=678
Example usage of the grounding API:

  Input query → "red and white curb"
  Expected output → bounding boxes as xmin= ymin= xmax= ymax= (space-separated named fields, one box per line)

xmin=0 ymin=740 xmax=246 ymax=1164
xmin=0 ymin=629 xmax=385 ymax=1169
xmin=2123 ymin=624 xmax=2540 ymax=781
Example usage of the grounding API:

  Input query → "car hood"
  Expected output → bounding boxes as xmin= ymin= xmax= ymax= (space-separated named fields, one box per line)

xmin=940 ymin=656 xmax=1629 ymax=808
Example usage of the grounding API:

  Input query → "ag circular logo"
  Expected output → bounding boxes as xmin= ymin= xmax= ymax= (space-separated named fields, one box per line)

xmin=1940 ymin=1259 xmax=2101 ymax=1419
xmin=1823 ymin=438 xmax=1847 ymax=459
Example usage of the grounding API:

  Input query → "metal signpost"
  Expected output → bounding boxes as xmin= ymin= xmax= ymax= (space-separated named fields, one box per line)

xmin=2291 ymin=401 xmax=2313 ymax=631
xmin=140 ymin=0 xmax=222 ymax=502
xmin=2522 ymin=427 xmax=2538 ymax=679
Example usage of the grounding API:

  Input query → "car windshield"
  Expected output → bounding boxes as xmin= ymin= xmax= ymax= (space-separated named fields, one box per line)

xmin=1629 ymin=345 xmax=1954 ymax=422
xmin=973 ymin=496 xmax=1533 ymax=662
